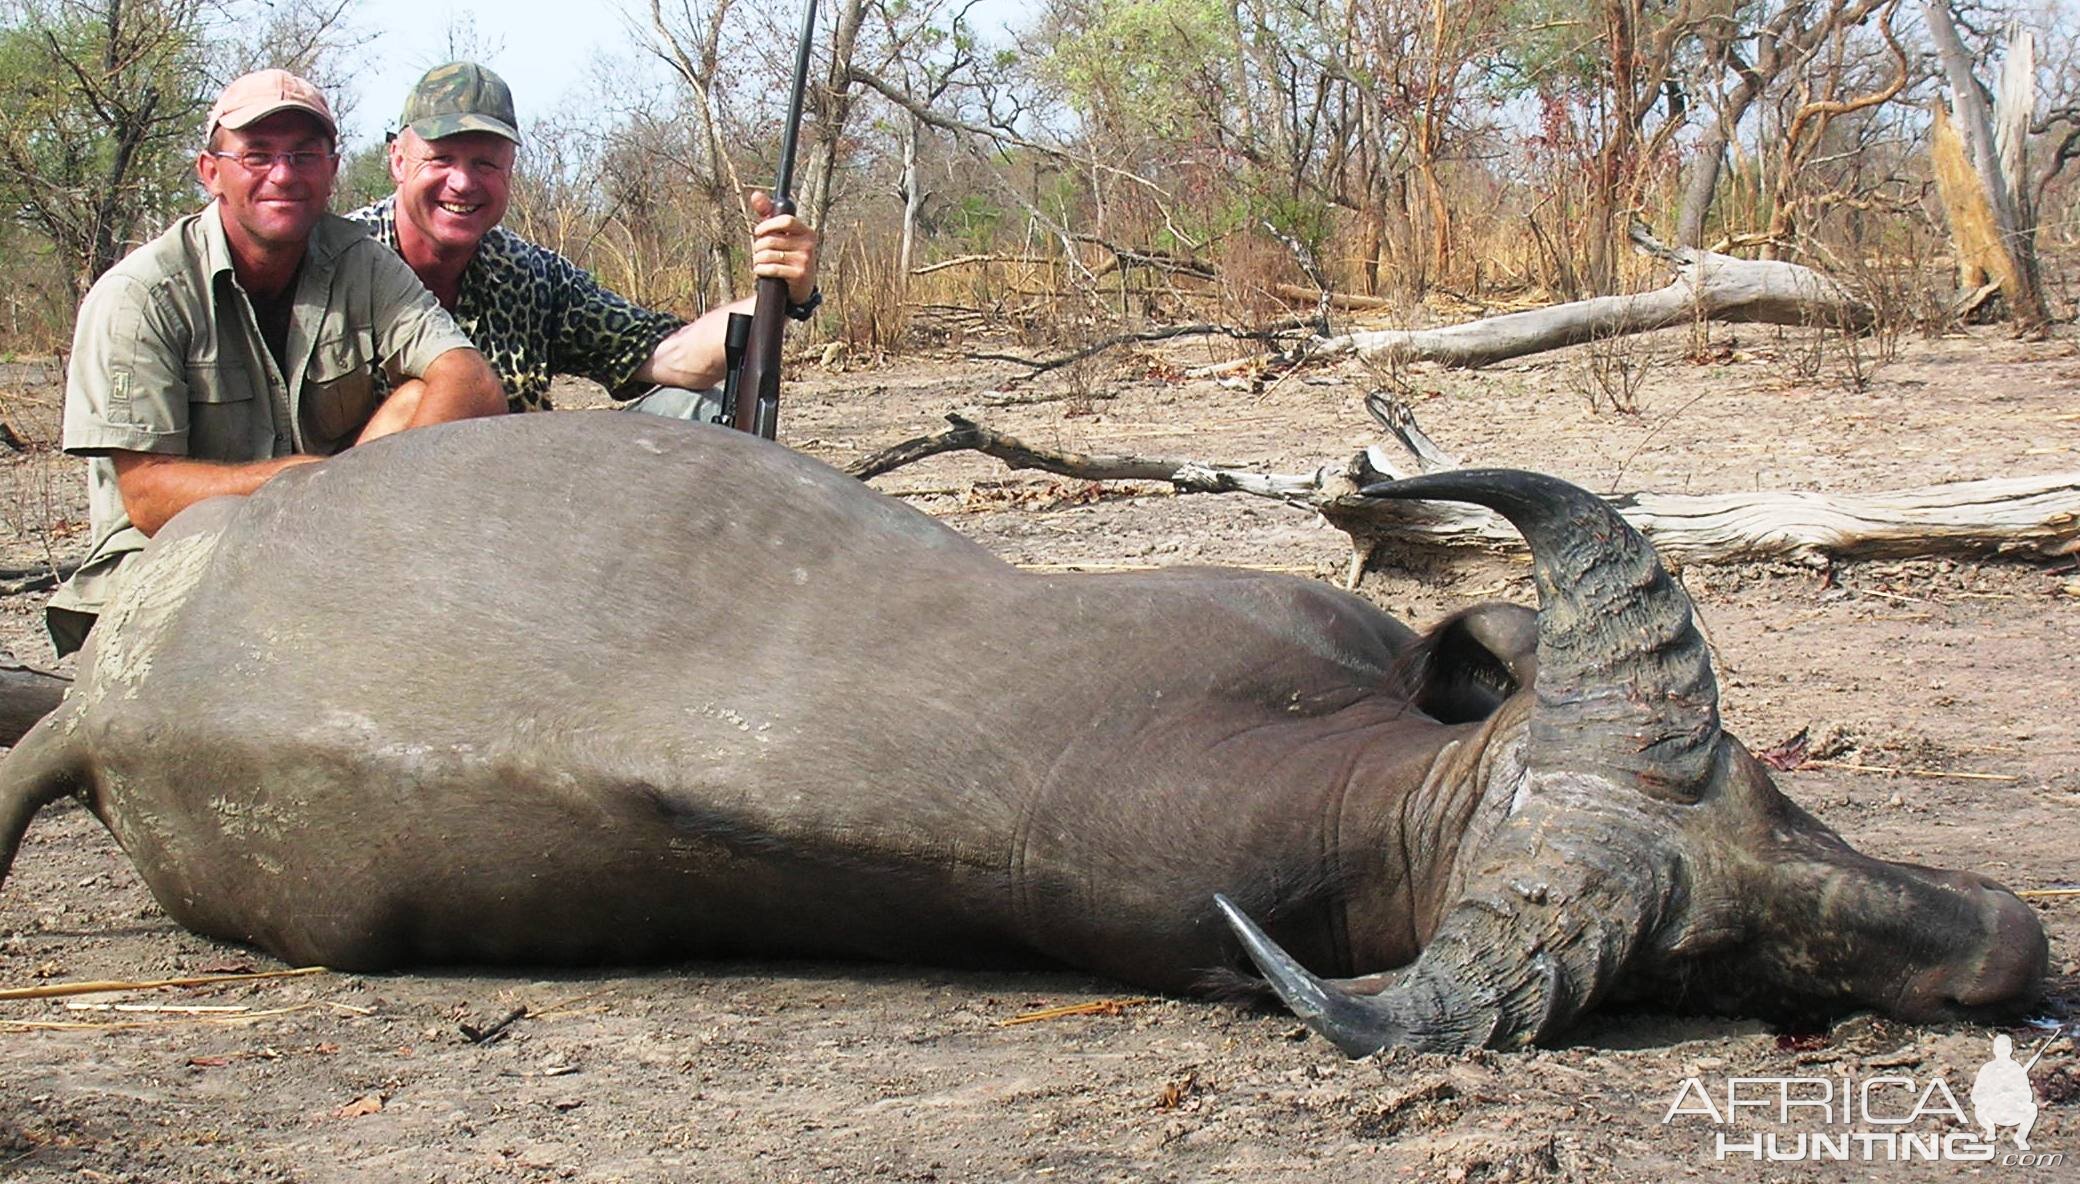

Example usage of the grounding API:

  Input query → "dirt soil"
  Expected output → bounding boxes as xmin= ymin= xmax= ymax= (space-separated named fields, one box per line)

xmin=0 ymin=322 xmax=2075 ymax=1183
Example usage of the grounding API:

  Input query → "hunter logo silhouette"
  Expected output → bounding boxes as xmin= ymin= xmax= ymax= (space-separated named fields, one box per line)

xmin=1972 ymin=1031 xmax=2055 ymax=1151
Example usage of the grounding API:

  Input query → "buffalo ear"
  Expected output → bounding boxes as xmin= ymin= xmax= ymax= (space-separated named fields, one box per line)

xmin=1398 ymin=603 xmax=1537 ymax=724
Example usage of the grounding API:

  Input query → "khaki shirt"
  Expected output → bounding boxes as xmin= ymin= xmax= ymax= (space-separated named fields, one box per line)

xmin=54 ymin=203 xmax=476 ymax=629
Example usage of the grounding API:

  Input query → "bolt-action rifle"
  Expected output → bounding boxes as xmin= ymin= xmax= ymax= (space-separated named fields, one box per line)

xmin=726 ymin=0 xmax=819 ymax=440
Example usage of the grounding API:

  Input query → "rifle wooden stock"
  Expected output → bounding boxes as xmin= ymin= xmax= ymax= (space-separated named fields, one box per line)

xmin=732 ymin=269 xmax=792 ymax=439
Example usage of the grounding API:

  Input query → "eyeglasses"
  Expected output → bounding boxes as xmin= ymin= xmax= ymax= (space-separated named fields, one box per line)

xmin=206 ymin=149 xmax=339 ymax=172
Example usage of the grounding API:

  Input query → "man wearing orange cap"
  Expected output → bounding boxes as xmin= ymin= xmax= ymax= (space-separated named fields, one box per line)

xmin=49 ymin=69 xmax=507 ymax=656
xmin=348 ymin=62 xmax=820 ymax=419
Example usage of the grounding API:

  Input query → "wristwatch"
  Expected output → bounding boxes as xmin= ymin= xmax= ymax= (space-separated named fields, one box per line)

xmin=786 ymin=287 xmax=823 ymax=321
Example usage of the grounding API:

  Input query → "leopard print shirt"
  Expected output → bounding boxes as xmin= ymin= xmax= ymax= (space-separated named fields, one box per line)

xmin=345 ymin=197 xmax=685 ymax=412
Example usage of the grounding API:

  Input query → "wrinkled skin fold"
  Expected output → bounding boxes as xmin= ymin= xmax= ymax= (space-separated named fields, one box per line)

xmin=0 ymin=422 xmax=2049 ymax=1057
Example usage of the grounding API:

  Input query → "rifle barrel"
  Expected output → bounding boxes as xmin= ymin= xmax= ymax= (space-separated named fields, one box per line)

xmin=729 ymin=0 xmax=820 ymax=441
xmin=2020 ymin=1024 xmax=2066 ymax=1072
xmin=773 ymin=0 xmax=820 ymax=208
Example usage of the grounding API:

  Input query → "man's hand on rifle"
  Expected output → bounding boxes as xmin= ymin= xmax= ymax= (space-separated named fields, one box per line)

xmin=630 ymin=193 xmax=821 ymax=391
xmin=749 ymin=190 xmax=820 ymax=307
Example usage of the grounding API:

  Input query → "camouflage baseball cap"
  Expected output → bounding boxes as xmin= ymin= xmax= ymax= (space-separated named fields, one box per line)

xmin=399 ymin=62 xmax=519 ymax=144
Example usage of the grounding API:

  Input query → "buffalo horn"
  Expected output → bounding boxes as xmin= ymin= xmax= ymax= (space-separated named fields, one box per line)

xmin=1214 ymin=894 xmax=1404 ymax=1057
xmin=1360 ymin=469 xmax=1719 ymax=801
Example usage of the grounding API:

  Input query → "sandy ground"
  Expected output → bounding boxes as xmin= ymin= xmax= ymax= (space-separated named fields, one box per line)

xmin=0 ymin=321 xmax=2075 ymax=1183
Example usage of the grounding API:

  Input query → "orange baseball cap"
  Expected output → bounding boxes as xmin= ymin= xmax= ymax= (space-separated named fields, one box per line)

xmin=208 ymin=69 xmax=337 ymax=137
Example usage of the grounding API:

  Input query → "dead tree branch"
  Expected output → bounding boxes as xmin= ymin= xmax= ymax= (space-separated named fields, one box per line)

xmin=966 ymin=322 xmax=1309 ymax=378
xmin=849 ymin=414 xmax=1331 ymax=498
xmin=911 ymin=253 xmax=1062 ymax=275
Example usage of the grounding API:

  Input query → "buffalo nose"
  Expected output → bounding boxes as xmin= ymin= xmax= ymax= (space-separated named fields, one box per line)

xmin=1951 ymin=883 xmax=2050 ymax=1009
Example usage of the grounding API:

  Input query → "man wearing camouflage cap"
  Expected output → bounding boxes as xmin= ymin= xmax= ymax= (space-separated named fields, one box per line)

xmin=349 ymin=62 xmax=821 ymax=418
xmin=50 ymin=68 xmax=505 ymax=657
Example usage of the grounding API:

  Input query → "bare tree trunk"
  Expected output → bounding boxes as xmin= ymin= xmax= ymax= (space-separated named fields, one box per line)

xmin=799 ymin=0 xmax=865 ymax=233
xmin=1931 ymin=101 xmax=2004 ymax=293
xmin=1993 ymin=27 xmax=2035 ymax=230
xmin=1582 ymin=0 xmax=1640 ymax=294
xmin=897 ymin=114 xmax=922 ymax=278
xmin=1677 ymin=40 xmax=1763 ymax=248
xmin=1676 ymin=128 xmax=1730 ymax=249
xmin=1922 ymin=0 xmax=2050 ymax=328
xmin=706 ymin=242 xmax=734 ymax=309
xmin=1358 ymin=164 xmax=1386 ymax=296
xmin=651 ymin=0 xmax=748 ymax=305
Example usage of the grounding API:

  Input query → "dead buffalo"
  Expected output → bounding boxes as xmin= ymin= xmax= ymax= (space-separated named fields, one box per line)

xmin=0 ymin=413 xmax=2047 ymax=1055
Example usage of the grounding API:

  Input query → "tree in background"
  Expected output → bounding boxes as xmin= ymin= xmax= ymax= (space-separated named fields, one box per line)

xmin=0 ymin=0 xmax=210 ymax=304
xmin=213 ymin=0 xmax=368 ymax=124
xmin=3 ymin=0 xmax=2077 ymax=356
xmin=0 ymin=0 xmax=361 ymax=344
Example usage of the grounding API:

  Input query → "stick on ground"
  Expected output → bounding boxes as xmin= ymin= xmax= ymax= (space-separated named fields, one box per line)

xmin=0 ymin=965 xmax=328 ymax=1001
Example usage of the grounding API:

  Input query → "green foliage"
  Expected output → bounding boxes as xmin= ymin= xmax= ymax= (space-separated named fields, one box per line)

xmin=335 ymin=141 xmax=394 ymax=212
xmin=950 ymin=192 xmax=1005 ymax=253
xmin=0 ymin=0 xmax=211 ymax=296
xmin=0 ymin=218 xmax=80 ymax=346
xmin=1140 ymin=161 xmax=1331 ymax=263
xmin=1493 ymin=0 xmax=1605 ymax=93
xmin=1044 ymin=0 xmax=1235 ymax=140
xmin=1255 ymin=186 xmax=1332 ymax=259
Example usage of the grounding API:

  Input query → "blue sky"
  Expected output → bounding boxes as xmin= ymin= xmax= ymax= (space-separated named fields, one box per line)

xmin=336 ymin=1 xmax=667 ymax=146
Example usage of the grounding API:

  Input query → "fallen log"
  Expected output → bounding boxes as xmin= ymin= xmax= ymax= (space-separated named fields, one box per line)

xmin=1 ymin=650 xmax=69 ymax=748
xmin=1605 ymin=479 xmax=2080 ymax=564
xmin=853 ymin=399 xmax=2080 ymax=582
xmin=1314 ymin=470 xmax=2080 ymax=567
xmin=1315 ymin=226 xmax=1873 ymax=368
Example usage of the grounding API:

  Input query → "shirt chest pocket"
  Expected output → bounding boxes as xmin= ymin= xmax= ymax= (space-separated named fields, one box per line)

xmin=299 ymin=336 xmax=379 ymax=456
xmin=185 ymin=359 xmax=262 ymax=461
